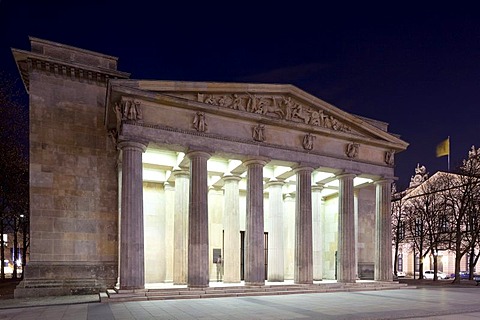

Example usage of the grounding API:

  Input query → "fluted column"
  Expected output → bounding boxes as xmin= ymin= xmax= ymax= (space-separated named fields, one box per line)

xmin=118 ymin=140 xmax=147 ymax=290
xmin=173 ymin=170 xmax=189 ymax=284
xmin=223 ymin=175 xmax=241 ymax=283
xmin=375 ymin=179 xmax=393 ymax=281
xmin=283 ymin=193 xmax=295 ymax=279
xmin=294 ymin=166 xmax=314 ymax=284
xmin=337 ymin=173 xmax=356 ymax=283
xmin=312 ymin=184 xmax=324 ymax=281
xmin=244 ymin=158 xmax=268 ymax=286
xmin=266 ymin=180 xmax=284 ymax=282
xmin=187 ymin=150 xmax=211 ymax=288
xmin=164 ymin=183 xmax=175 ymax=282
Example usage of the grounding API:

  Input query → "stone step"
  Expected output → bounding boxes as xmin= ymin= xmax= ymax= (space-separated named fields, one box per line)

xmin=102 ymin=282 xmax=413 ymax=303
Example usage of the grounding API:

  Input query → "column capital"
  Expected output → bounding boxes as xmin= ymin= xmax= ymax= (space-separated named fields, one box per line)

xmin=311 ymin=185 xmax=324 ymax=192
xmin=117 ymin=139 xmax=148 ymax=152
xmin=186 ymin=150 xmax=211 ymax=160
xmin=265 ymin=179 xmax=285 ymax=188
xmin=172 ymin=169 xmax=190 ymax=178
xmin=374 ymin=176 xmax=396 ymax=185
xmin=243 ymin=157 xmax=269 ymax=167
xmin=222 ymin=174 xmax=242 ymax=182
xmin=336 ymin=172 xmax=358 ymax=180
xmin=292 ymin=165 xmax=314 ymax=174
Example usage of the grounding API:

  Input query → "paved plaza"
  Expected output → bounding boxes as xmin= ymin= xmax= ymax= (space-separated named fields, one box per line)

xmin=0 ymin=286 xmax=480 ymax=319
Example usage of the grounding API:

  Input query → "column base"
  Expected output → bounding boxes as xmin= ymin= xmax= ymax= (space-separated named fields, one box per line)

xmin=245 ymin=281 xmax=265 ymax=286
xmin=187 ymin=284 xmax=210 ymax=289
xmin=337 ymin=279 xmax=356 ymax=284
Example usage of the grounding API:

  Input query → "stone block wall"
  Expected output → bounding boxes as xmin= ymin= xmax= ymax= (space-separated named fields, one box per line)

xmin=14 ymin=38 xmax=128 ymax=297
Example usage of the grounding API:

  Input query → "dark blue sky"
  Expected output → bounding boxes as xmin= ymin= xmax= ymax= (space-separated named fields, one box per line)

xmin=1 ymin=2 xmax=479 ymax=189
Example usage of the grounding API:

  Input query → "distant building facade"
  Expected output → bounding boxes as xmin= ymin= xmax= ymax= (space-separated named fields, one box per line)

xmin=12 ymin=37 xmax=408 ymax=297
xmin=393 ymin=160 xmax=480 ymax=278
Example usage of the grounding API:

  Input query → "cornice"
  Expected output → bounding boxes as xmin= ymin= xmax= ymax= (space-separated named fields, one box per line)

xmin=11 ymin=48 xmax=130 ymax=92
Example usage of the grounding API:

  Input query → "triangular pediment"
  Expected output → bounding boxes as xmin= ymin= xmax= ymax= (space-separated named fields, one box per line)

xmin=107 ymin=80 xmax=408 ymax=152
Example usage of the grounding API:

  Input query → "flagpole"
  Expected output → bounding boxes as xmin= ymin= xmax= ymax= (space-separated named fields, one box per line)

xmin=447 ymin=136 xmax=450 ymax=171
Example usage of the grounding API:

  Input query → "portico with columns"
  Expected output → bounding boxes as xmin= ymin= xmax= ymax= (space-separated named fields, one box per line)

xmin=12 ymin=37 xmax=408 ymax=297
xmin=106 ymin=79 xmax=408 ymax=290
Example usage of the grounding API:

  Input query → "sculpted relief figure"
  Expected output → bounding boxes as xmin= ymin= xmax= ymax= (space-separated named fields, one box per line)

xmin=302 ymin=133 xmax=315 ymax=151
xmin=114 ymin=99 xmax=143 ymax=123
xmin=204 ymin=94 xmax=216 ymax=105
xmin=257 ymin=97 xmax=284 ymax=119
xmin=282 ymin=96 xmax=295 ymax=120
xmin=124 ymin=100 xmax=142 ymax=121
xmin=230 ymin=94 xmax=243 ymax=110
xmin=193 ymin=111 xmax=208 ymax=132
xmin=385 ymin=150 xmax=395 ymax=166
xmin=468 ymin=145 xmax=479 ymax=159
xmin=253 ymin=124 xmax=266 ymax=142
xmin=346 ymin=142 xmax=359 ymax=158
xmin=409 ymin=163 xmax=428 ymax=188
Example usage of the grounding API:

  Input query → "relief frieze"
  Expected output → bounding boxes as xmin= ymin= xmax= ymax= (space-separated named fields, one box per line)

xmin=114 ymin=99 xmax=143 ymax=123
xmin=111 ymin=98 xmax=144 ymax=144
xmin=252 ymin=124 xmax=266 ymax=142
xmin=385 ymin=150 xmax=395 ymax=166
xmin=346 ymin=142 xmax=360 ymax=158
xmin=196 ymin=93 xmax=351 ymax=133
xmin=193 ymin=111 xmax=208 ymax=132
xmin=302 ymin=133 xmax=315 ymax=151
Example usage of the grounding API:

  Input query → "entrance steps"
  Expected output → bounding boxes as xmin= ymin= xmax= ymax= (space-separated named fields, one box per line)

xmin=101 ymin=281 xmax=411 ymax=303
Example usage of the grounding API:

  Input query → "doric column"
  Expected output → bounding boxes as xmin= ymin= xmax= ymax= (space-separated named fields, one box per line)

xmin=187 ymin=150 xmax=211 ymax=288
xmin=223 ymin=175 xmax=241 ymax=283
xmin=164 ymin=182 xmax=175 ymax=282
xmin=312 ymin=183 xmax=324 ymax=281
xmin=337 ymin=173 xmax=356 ymax=283
xmin=173 ymin=170 xmax=189 ymax=284
xmin=266 ymin=180 xmax=285 ymax=282
xmin=283 ymin=193 xmax=295 ymax=279
xmin=294 ymin=166 xmax=314 ymax=284
xmin=243 ymin=158 xmax=268 ymax=286
xmin=374 ymin=178 xmax=393 ymax=281
xmin=118 ymin=140 xmax=147 ymax=290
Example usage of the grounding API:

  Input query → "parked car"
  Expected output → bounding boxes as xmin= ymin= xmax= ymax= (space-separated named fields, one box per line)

xmin=423 ymin=270 xmax=450 ymax=280
xmin=474 ymin=274 xmax=480 ymax=285
xmin=450 ymin=271 xmax=471 ymax=279
xmin=396 ymin=271 xmax=406 ymax=278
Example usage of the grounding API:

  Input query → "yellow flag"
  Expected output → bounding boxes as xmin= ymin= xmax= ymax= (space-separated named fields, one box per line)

xmin=436 ymin=137 xmax=450 ymax=157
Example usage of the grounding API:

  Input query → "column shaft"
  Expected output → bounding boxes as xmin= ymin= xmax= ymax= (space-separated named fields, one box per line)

xmin=337 ymin=173 xmax=356 ymax=283
xmin=223 ymin=175 xmax=241 ymax=283
xmin=173 ymin=170 xmax=189 ymax=284
xmin=283 ymin=194 xmax=295 ymax=279
xmin=187 ymin=151 xmax=211 ymax=287
xmin=294 ymin=167 xmax=313 ymax=284
xmin=119 ymin=141 xmax=147 ymax=290
xmin=267 ymin=181 xmax=284 ymax=282
xmin=375 ymin=179 xmax=393 ymax=281
xmin=244 ymin=159 xmax=267 ymax=286
xmin=312 ymin=184 xmax=324 ymax=281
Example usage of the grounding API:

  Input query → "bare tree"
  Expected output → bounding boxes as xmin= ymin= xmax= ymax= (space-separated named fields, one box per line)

xmin=0 ymin=71 xmax=29 ymax=279
xmin=445 ymin=146 xmax=480 ymax=283
xmin=403 ymin=175 xmax=448 ymax=281
xmin=391 ymin=183 xmax=407 ymax=276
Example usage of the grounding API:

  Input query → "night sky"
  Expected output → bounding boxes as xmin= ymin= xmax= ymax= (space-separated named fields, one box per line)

xmin=1 ymin=2 xmax=479 ymax=189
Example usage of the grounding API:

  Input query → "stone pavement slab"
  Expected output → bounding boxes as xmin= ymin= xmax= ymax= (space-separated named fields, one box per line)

xmin=0 ymin=286 xmax=480 ymax=319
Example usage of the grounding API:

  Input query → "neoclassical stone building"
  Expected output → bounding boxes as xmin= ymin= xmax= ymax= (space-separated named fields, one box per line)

xmin=12 ymin=37 xmax=408 ymax=297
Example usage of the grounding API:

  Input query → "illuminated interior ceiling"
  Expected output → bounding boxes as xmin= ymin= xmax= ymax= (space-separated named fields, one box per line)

xmin=142 ymin=148 xmax=373 ymax=198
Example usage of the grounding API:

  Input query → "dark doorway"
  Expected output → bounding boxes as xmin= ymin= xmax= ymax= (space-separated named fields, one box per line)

xmin=240 ymin=231 xmax=268 ymax=280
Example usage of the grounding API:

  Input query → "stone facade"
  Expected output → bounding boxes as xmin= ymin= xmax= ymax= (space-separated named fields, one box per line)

xmin=12 ymin=37 xmax=408 ymax=297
